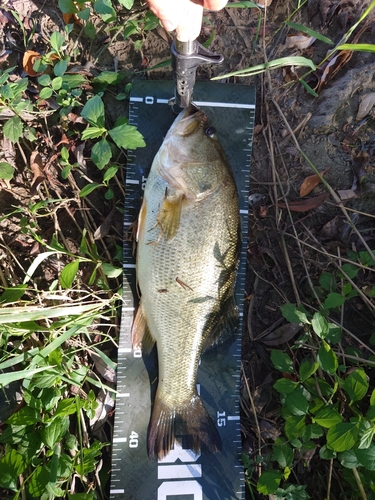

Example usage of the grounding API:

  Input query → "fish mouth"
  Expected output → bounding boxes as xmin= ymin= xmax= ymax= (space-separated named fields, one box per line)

xmin=173 ymin=105 xmax=207 ymax=136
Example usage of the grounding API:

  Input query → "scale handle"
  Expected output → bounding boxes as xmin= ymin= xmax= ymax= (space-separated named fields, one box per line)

xmin=175 ymin=1 xmax=203 ymax=42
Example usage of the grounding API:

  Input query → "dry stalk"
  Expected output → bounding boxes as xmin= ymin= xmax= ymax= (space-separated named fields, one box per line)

xmin=327 ymin=458 xmax=333 ymax=500
xmin=241 ymin=362 xmax=262 ymax=479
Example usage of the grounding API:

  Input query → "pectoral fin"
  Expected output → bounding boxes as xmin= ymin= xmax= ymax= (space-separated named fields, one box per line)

xmin=156 ymin=192 xmax=183 ymax=240
xmin=131 ymin=299 xmax=155 ymax=355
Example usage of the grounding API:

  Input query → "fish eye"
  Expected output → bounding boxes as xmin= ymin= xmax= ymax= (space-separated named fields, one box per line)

xmin=204 ymin=126 xmax=216 ymax=138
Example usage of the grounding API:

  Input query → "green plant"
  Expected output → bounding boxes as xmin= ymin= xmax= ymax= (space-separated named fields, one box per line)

xmin=248 ymin=253 xmax=375 ymax=499
xmin=79 ymin=93 xmax=145 ymax=198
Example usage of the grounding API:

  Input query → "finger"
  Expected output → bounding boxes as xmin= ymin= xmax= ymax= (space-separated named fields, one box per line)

xmin=147 ymin=0 xmax=181 ymax=31
xmin=202 ymin=0 xmax=228 ymax=10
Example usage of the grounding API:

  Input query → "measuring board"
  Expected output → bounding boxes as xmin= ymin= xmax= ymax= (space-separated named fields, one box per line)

xmin=110 ymin=80 xmax=255 ymax=500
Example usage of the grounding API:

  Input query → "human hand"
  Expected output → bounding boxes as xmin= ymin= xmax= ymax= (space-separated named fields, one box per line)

xmin=147 ymin=0 xmax=228 ymax=40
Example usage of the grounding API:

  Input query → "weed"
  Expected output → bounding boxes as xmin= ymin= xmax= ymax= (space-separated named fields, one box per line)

xmin=244 ymin=253 xmax=375 ymax=499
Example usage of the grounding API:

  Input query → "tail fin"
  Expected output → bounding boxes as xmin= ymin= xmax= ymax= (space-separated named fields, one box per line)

xmin=148 ymin=393 xmax=221 ymax=460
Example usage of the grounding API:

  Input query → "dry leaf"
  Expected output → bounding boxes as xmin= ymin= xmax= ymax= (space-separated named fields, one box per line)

xmin=337 ymin=189 xmax=357 ymax=200
xmin=278 ymin=193 xmax=329 ymax=212
xmin=23 ymin=49 xmax=41 ymax=76
xmin=300 ymin=167 xmax=330 ymax=197
xmin=94 ymin=208 xmax=115 ymax=240
xmin=317 ymin=50 xmax=352 ymax=93
xmin=89 ymin=389 xmax=115 ymax=430
xmin=90 ymin=351 xmax=116 ymax=383
xmin=260 ymin=323 xmax=303 ymax=346
xmin=285 ymin=34 xmax=316 ymax=50
xmin=30 ymin=151 xmax=45 ymax=194
xmin=356 ymin=92 xmax=375 ymax=121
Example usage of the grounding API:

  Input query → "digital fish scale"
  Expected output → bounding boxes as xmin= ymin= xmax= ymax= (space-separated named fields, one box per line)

xmin=110 ymin=80 xmax=255 ymax=500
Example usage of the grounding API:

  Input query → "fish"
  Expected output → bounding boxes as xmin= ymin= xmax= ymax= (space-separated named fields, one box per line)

xmin=132 ymin=104 xmax=240 ymax=460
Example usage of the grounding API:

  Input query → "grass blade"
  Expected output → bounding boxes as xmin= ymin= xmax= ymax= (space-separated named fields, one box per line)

xmin=211 ymin=56 xmax=316 ymax=80
xmin=336 ymin=44 xmax=375 ymax=52
xmin=286 ymin=22 xmax=333 ymax=44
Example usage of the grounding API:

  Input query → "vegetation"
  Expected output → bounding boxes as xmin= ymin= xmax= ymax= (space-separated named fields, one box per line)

xmin=0 ymin=0 xmax=374 ymax=499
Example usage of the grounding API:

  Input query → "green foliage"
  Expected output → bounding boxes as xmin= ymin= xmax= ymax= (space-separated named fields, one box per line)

xmin=255 ymin=253 xmax=375 ymax=497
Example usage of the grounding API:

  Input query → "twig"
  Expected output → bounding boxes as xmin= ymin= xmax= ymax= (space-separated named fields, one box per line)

xmin=241 ymin=363 xmax=262 ymax=479
xmin=352 ymin=467 xmax=367 ymax=500
xmin=327 ymin=458 xmax=333 ymax=500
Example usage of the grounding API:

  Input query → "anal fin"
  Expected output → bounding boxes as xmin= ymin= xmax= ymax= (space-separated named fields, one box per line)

xmin=131 ymin=299 xmax=155 ymax=355
xmin=156 ymin=191 xmax=183 ymax=240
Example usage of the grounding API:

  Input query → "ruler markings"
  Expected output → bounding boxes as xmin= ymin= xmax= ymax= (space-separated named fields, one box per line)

xmin=112 ymin=81 xmax=255 ymax=500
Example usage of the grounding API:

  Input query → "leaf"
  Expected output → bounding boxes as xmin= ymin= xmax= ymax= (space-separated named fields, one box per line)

xmin=3 ymin=116 xmax=23 ymax=143
xmin=336 ymin=43 xmax=375 ymax=52
xmin=327 ymin=422 xmax=358 ymax=452
xmin=317 ymin=340 xmax=338 ymax=374
xmin=30 ymin=151 xmax=46 ymax=195
xmin=285 ymin=415 xmax=306 ymax=440
xmin=0 ymin=285 xmax=27 ymax=303
xmin=342 ymin=369 xmax=369 ymax=403
xmin=81 ymin=127 xmax=107 ymax=140
xmin=260 ymin=323 xmax=303 ymax=346
xmin=41 ymin=416 xmax=70 ymax=449
xmin=355 ymin=444 xmax=375 ymax=470
xmin=278 ymin=193 xmax=329 ymax=212
xmin=358 ymin=426 xmax=375 ymax=449
xmin=60 ymin=260 xmax=79 ymax=289
xmin=0 ymin=449 xmax=27 ymax=490
xmin=312 ymin=407 xmax=342 ymax=428
xmin=108 ymin=123 xmax=146 ymax=149
xmin=285 ymin=34 xmax=316 ymax=50
xmin=274 ymin=484 xmax=310 ymax=500
xmin=299 ymin=167 xmax=330 ymax=197
xmin=118 ymin=0 xmax=134 ymax=7
xmin=273 ymin=378 xmax=299 ymax=394
xmin=285 ymin=22 xmax=333 ymax=44
xmin=339 ymin=449 xmax=360 ymax=469
xmin=311 ymin=312 xmax=329 ymax=339
xmin=285 ymin=387 xmax=309 ymax=416
xmin=54 ymin=58 xmax=68 ymax=77
xmin=101 ymin=263 xmax=122 ymax=278
xmin=211 ymin=56 xmax=316 ymax=80
xmin=324 ymin=292 xmax=345 ymax=310
xmin=280 ymin=303 xmax=310 ymax=324
xmin=58 ymin=0 xmax=78 ymax=13
xmin=356 ymin=92 xmax=375 ymax=120
xmin=91 ymin=138 xmax=112 ymax=169
xmin=39 ymin=85 xmax=53 ymax=99
xmin=50 ymin=31 xmax=65 ymax=52
xmin=270 ymin=350 xmax=294 ymax=373
xmin=299 ymin=360 xmax=319 ymax=382
xmin=23 ymin=251 xmax=57 ymax=284
xmin=0 ymin=366 xmax=53 ymax=387
xmin=257 ymin=471 xmax=283 ymax=495
xmin=38 ymin=74 xmax=51 ymax=86
xmin=103 ymin=165 xmax=118 ymax=183
xmin=0 ymin=161 xmax=14 ymax=180
xmin=23 ymin=50 xmax=41 ymax=76
xmin=272 ymin=440 xmax=294 ymax=468
xmin=94 ymin=0 xmax=117 ymax=22
xmin=6 ymin=406 xmax=41 ymax=425
xmin=81 ymin=95 xmax=105 ymax=127
xmin=79 ymin=183 xmax=102 ymax=197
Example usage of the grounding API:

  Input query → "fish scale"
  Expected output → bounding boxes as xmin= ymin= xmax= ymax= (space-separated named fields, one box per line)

xmin=110 ymin=80 xmax=255 ymax=500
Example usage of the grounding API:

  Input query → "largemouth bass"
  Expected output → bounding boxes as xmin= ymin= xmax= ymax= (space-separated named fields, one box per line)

xmin=132 ymin=105 xmax=240 ymax=460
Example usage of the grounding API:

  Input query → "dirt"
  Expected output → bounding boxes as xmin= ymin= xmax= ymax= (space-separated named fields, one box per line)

xmin=1 ymin=0 xmax=375 ymax=498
